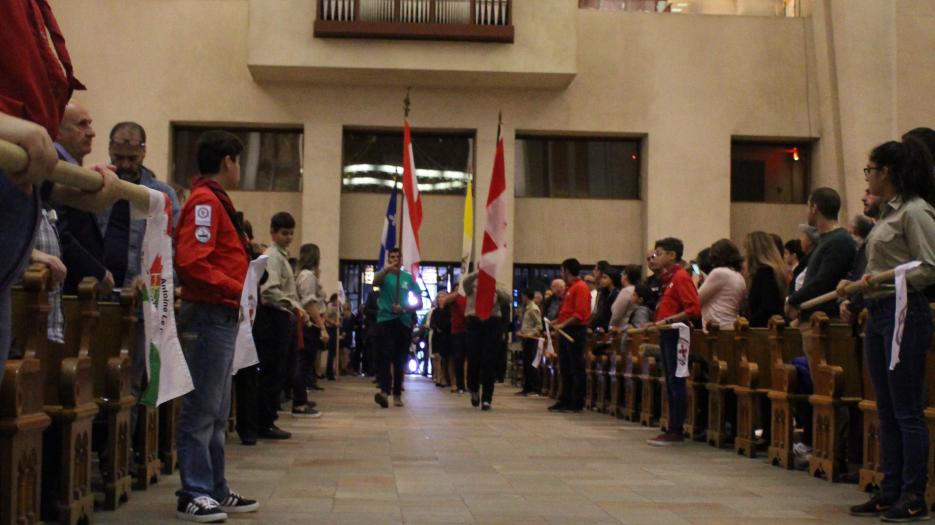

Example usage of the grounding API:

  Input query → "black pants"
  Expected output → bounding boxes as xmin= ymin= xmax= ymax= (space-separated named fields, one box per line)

xmin=522 ymin=337 xmax=540 ymax=394
xmin=234 ymin=364 xmax=258 ymax=440
xmin=377 ymin=319 xmax=410 ymax=396
xmin=558 ymin=325 xmax=586 ymax=409
xmin=254 ymin=305 xmax=294 ymax=428
xmin=325 ymin=326 xmax=338 ymax=379
xmin=450 ymin=333 xmax=466 ymax=391
xmin=466 ymin=316 xmax=502 ymax=404
xmin=659 ymin=329 xmax=687 ymax=434
xmin=294 ymin=325 xmax=321 ymax=406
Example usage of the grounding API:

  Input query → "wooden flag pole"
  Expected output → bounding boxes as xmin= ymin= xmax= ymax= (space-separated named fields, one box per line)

xmin=396 ymin=87 xmax=412 ymax=306
xmin=798 ymin=269 xmax=897 ymax=310
xmin=0 ymin=138 xmax=152 ymax=211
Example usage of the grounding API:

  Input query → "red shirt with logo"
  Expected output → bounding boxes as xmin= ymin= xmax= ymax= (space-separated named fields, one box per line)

xmin=558 ymin=278 xmax=591 ymax=325
xmin=449 ymin=295 xmax=467 ymax=334
xmin=174 ymin=186 xmax=247 ymax=308
xmin=654 ymin=265 xmax=701 ymax=322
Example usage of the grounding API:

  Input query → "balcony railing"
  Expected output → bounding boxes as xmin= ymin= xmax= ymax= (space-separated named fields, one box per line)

xmin=315 ymin=0 xmax=514 ymax=43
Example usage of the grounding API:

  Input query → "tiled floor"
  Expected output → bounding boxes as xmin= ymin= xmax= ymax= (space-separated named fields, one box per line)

xmin=96 ymin=376 xmax=867 ymax=524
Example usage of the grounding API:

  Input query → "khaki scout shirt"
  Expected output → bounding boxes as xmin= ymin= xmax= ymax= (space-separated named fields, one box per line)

xmin=865 ymin=195 xmax=935 ymax=298
xmin=260 ymin=244 xmax=303 ymax=313
xmin=520 ymin=302 xmax=543 ymax=338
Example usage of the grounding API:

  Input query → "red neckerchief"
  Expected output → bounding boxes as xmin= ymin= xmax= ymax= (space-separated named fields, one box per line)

xmin=191 ymin=176 xmax=251 ymax=262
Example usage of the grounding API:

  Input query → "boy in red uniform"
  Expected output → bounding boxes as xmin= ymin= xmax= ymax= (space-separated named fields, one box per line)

xmin=548 ymin=258 xmax=591 ymax=413
xmin=646 ymin=237 xmax=700 ymax=446
xmin=174 ymin=130 xmax=259 ymax=522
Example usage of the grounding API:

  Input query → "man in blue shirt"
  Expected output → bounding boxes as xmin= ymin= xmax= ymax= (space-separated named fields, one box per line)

xmin=371 ymin=248 xmax=422 ymax=408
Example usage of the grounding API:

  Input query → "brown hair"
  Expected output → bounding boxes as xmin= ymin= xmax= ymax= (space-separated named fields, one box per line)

xmin=744 ymin=231 xmax=788 ymax=296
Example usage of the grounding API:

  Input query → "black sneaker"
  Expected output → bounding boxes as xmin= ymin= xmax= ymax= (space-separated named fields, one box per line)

xmin=882 ymin=494 xmax=930 ymax=522
xmin=176 ymin=494 xmax=227 ymax=523
xmin=217 ymin=491 xmax=259 ymax=514
xmin=514 ymin=391 xmax=528 ymax=396
xmin=547 ymin=402 xmax=566 ymax=412
xmin=291 ymin=406 xmax=322 ymax=418
xmin=481 ymin=402 xmax=491 ymax=411
xmin=258 ymin=426 xmax=291 ymax=440
xmin=850 ymin=494 xmax=894 ymax=517
xmin=470 ymin=391 xmax=480 ymax=407
xmin=374 ymin=392 xmax=389 ymax=408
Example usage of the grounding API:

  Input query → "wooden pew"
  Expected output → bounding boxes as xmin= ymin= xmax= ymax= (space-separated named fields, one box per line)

xmin=639 ymin=330 xmax=661 ymax=428
xmin=134 ymin=399 xmax=161 ymax=489
xmin=801 ymin=312 xmax=862 ymax=482
xmin=584 ymin=335 xmax=597 ymax=411
xmin=683 ymin=327 xmax=710 ymax=440
xmin=766 ymin=316 xmax=805 ymax=469
xmin=621 ymin=329 xmax=645 ymax=422
xmin=733 ymin=318 xmax=772 ymax=458
xmin=608 ymin=332 xmax=626 ymax=418
xmin=857 ymin=312 xmax=883 ymax=493
xmin=595 ymin=331 xmax=621 ymax=414
xmin=538 ymin=355 xmax=549 ymax=397
xmin=89 ymin=290 xmax=136 ymax=509
xmin=1 ymin=266 xmax=53 ymax=525
xmin=40 ymin=278 xmax=100 ymax=524
xmin=159 ymin=399 xmax=180 ymax=474
xmin=706 ymin=322 xmax=738 ymax=448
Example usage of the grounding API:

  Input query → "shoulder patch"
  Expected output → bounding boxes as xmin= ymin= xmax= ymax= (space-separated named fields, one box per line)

xmin=195 ymin=226 xmax=211 ymax=244
xmin=194 ymin=204 xmax=212 ymax=226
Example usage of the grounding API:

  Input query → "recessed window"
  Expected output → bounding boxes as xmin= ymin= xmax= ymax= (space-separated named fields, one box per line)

xmin=172 ymin=125 xmax=303 ymax=191
xmin=342 ymin=129 xmax=473 ymax=195
xmin=515 ymin=136 xmax=640 ymax=199
xmin=731 ymin=141 xmax=811 ymax=203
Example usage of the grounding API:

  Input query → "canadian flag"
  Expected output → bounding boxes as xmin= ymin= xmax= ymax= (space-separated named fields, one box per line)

xmin=401 ymin=119 xmax=422 ymax=277
xmin=475 ymin=130 xmax=506 ymax=320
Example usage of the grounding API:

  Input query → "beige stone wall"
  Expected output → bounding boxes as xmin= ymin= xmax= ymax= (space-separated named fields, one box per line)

xmin=49 ymin=0 xmax=930 ymax=290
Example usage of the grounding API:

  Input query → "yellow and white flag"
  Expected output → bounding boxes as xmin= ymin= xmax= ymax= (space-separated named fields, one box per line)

xmin=461 ymin=176 xmax=473 ymax=274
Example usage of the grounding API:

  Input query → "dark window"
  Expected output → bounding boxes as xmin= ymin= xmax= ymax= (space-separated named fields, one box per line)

xmin=731 ymin=141 xmax=811 ymax=203
xmin=342 ymin=129 xmax=473 ymax=195
xmin=515 ymin=136 xmax=640 ymax=199
xmin=171 ymin=126 xmax=303 ymax=191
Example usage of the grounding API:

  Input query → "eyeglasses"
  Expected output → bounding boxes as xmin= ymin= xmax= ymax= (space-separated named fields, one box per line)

xmin=863 ymin=166 xmax=883 ymax=176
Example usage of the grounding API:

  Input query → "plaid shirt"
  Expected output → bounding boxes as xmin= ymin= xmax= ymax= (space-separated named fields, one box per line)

xmin=34 ymin=208 xmax=64 ymax=343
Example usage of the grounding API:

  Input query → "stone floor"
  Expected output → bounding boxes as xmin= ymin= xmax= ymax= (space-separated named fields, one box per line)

xmin=96 ymin=376 xmax=868 ymax=524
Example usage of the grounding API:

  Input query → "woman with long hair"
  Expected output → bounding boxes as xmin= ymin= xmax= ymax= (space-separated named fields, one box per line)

xmin=743 ymin=231 xmax=788 ymax=328
xmin=292 ymin=243 xmax=327 ymax=417
xmin=698 ymin=239 xmax=747 ymax=330
xmin=849 ymin=137 xmax=935 ymax=521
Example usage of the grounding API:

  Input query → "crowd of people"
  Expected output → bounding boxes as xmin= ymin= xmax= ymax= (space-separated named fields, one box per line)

xmin=3 ymin=1 xmax=935 ymax=523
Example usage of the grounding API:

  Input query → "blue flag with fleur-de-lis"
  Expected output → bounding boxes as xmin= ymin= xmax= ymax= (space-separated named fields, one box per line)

xmin=377 ymin=183 xmax=398 ymax=268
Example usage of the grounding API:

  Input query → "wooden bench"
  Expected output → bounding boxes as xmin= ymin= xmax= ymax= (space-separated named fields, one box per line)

xmin=733 ymin=318 xmax=772 ymax=458
xmin=595 ymin=331 xmax=622 ymax=414
xmin=584 ymin=335 xmax=598 ymax=411
xmin=801 ymin=312 xmax=862 ymax=482
xmin=547 ymin=353 xmax=560 ymax=400
xmin=608 ymin=331 xmax=626 ymax=418
xmin=706 ymin=323 xmax=737 ymax=448
xmin=766 ymin=316 xmax=806 ymax=469
xmin=40 ymin=278 xmax=100 ymax=525
xmin=1 ymin=266 xmax=54 ymax=525
xmin=857 ymin=312 xmax=883 ymax=493
xmin=639 ymin=330 xmax=661 ymax=428
xmin=89 ymin=290 xmax=136 ymax=509
xmin=683 ymin=327 xmax=710 ymax=440
xmin=159 ymin=399 xmax=180 ymax=474
xmin=621 ymin=329 xmax=645 ymax=422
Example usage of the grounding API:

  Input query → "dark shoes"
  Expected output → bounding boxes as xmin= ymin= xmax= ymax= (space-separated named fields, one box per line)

xmin=310 ymin=385 xmax=325 ymax=391
xmin=176 ymin=494 xmax=227 ymax=523
xmin=374 ymin=392 xmax=389 ymax=408
xmin=851 ymin=494 xmax=894 ymax=517
xmin=547 ymin=402 xmax=566 ymax=412
xmin=291 ymin=406 xmax=322 ymax=418
xmin=470 ymin=391 xmax=481 ymax=408
xmin=217 ymin=491 xmax=259 ymax=514
xmin=258 ymin=426 xmax=291 ymax=440
xmin=239 ymin=436 xmax=257 ymax=446
xmin=646 ymin=433 xmax=685 ymax=447
xmin=481 ymin=402 xmax=491 ymax=411
xmin=881 ymin=495 xmax=930 ymax=522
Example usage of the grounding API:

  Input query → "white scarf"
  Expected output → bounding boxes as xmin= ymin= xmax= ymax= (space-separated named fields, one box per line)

xmin=889 ymin=261 xmax=922 ymax=370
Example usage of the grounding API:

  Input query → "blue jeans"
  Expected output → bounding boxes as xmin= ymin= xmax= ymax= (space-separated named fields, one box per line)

xmin=865 ymin=293 xmax=932 ymax=500
xmin=176 ymin=301 xmax=238 ymax=501
xmin=659 ymin=329 xmax=686 ymax=434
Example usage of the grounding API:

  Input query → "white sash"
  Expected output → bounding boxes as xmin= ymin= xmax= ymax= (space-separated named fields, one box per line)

xmin=889 ymin=261 xmax=922 ymax=370
xmin=672 ymin=322 xmax=691 ymax=378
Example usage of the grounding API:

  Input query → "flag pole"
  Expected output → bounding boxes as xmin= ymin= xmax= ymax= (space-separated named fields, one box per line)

xmin=397 ymin=88 xmax=412 ymax=305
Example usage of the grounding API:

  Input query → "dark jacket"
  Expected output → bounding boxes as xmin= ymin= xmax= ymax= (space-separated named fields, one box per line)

xmin=787 ymin=228 xmax=856 ymax=319
xmin=748 ymin=266 xmax=785 ymax=328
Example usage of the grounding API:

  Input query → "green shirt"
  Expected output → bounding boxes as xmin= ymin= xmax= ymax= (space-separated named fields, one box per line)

xmin=377 ymin=270 xmax=421 ymax=327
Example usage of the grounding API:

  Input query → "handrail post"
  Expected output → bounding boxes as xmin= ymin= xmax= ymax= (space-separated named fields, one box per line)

xmin=429 ymin=0 xmax=436 ymax=23
xmin=395 ymin=0 xmax=401 ymax=21
xmin=354 ymin=0 xmax=360 ymax=21
xmin=469 ymin=0 xmax=476 ymax=25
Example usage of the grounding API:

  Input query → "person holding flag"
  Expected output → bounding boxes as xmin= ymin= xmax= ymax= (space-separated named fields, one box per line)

xmin=173 ymin=130 xmax=259 ymax=522
xmin=372 ymin=248 xmax=423 ymax=408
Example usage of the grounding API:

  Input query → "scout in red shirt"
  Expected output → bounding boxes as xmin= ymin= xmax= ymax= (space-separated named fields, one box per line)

xmin=547 ymin=258 xmax=591 ymax=413
xmin=172 ymin=131 xmax=258 ymax=522
xmin=646 ymin=237 xmax=700 ymax=447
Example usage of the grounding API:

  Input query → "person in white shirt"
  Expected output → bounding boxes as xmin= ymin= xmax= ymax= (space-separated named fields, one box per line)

xmin=698 ymin=239 xmax=747 ymax=330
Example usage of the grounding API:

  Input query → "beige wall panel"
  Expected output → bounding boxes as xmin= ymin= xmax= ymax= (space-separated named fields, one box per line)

xmin=729 ymin=203 xmax=804 ymax=250
xmin=514 ymin=199 xmax=643 ymax=266
xmin=896 ymin=0 xmax=935 ymax=131
xmin=340 ymin=194 xmax=465 ymax=263
xmin=230 ymin=191 xmax=304 ymax=254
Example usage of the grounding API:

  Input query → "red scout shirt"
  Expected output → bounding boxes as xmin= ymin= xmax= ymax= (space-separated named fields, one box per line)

xmin=449 ymin=295 xmax=467 ymax=334
xmin=558 ymin=278 xmax=591 ymax=325
xmin=0 ymin=0 xmax=84 ymax=136
xmin=654 ymin=265 xmax=701 ymax=322
xmin=174 ymin=185 xmax=247 ymax=308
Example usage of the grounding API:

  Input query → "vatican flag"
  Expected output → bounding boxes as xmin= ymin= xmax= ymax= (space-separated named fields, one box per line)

xmin=461 ymin=175 xmax=473 ymax=275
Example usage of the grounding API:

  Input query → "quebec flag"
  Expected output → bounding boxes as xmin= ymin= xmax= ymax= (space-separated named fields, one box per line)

xmin=377 ymin=182 xmax=398 ymax=268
